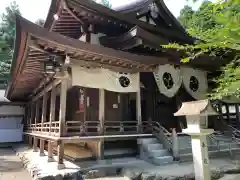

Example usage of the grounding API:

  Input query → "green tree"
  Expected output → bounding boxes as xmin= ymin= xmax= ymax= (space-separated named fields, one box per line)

xmin=166 ymin=0 xmax=240 ymax=100
xmin=178 ymin=5 xmax=194 ymax=29
xmin=0 ymin=39 xmax=12 ymax=78
xmin=0 ymin=1 xmax=21 ymax=48
xmin=0 ymin=1 xmax=21 ymax=80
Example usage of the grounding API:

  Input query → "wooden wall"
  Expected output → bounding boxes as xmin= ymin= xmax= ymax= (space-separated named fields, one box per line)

xmin=65 ymin=86 xmax=134 ymax=123
xmin=140 ymin=72 xmax=195 ymax=132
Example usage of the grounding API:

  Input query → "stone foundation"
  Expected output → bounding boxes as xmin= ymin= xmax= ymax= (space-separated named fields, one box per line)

xmin=13 ymin=145 xmax=82 ymax=180
xmin=13 ymin=145 xmax=240 ymax=180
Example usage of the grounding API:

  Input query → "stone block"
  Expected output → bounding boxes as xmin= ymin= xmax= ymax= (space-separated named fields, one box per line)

xmin=121 ymin=168 xmax=143 ymax=180
xmin=141 ymin=172 xmax=156 ymax=180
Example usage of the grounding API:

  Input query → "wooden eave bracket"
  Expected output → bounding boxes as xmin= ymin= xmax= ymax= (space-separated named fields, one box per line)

xmin=62 ymin=0 xmax=84 ymax=24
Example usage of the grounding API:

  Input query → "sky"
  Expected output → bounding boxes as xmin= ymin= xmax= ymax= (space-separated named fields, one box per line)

xmin=0 ymin=0 xmax=205 ymax=23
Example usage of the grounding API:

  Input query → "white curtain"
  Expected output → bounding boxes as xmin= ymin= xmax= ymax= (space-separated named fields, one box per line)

xmin=181 ymin=67 xmax=208 ymax=100
xmin=153 ymin=64 xmax=182 ymax=98
xmin=71 ymin=66 xmax=140 ymax=93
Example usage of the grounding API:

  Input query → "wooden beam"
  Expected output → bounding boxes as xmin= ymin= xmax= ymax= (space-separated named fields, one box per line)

xmin=32 ymin=79 xmax=61 ymax=102
xmin=62 ymin=0 xmax=84 ymax=24
xmin=29 ymin=39 xmax=52 ymax=55
xmin=49 ymin=86 xmax=56 ymax=135
xmin=71 ymin=59 xmax=153 ymax=73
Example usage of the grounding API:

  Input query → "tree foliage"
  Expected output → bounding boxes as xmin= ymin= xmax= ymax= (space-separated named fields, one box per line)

xmin=0 ymin=1 xmax=20 ymax=79
xmin=0 ymin=1 xmax=21 ymax=48
xmin=0 ymin=39 xmax=12 ymax=78
xmin=166 ymin=0 xmax=240 ymax=100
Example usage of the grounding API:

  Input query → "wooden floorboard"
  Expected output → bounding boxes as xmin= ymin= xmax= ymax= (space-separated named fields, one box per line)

xmin=24 ymin=132 xmax=153 ymax=143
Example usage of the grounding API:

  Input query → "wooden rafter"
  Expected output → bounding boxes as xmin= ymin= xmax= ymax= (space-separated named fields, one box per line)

xmin=62 ymin=0 xmax=84 ymax=24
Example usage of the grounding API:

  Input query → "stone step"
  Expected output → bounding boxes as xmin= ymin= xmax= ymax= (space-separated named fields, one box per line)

xmin=104 ymin=148 xmax=136 ymax=157
xmin=149 ymin=149 xmax=169 ymax=157
xmin=151 ymin=156 xmax=173 ymax=166
xmin=179 ymin=148 xmax=192 ymax=154
xmin=146 ymin=143 xmax=163 ymax=151
xmin=138 ymin=138 xmax=158 ymax=145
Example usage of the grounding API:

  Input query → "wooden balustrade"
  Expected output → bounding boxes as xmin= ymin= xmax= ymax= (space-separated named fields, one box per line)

xmin=27 ymin=121 xmax=60 ymax=135
xmin=26 ymin=120 xmax=168 ymax=137
xmin=104 ymin=121 xmax=138 ymax=134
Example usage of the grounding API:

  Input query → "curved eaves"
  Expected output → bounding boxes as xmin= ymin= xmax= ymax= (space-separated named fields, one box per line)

xmin=155 ymin=0 xmax=188 ymax=35
xmin=44 ymin=0 xmax=62 ymax=30
xmin=116 ymin=0 xmax=153 ymax=14
xmin=5 ymin=15 xmax=28 ymax=99
xmin=99 ymin=26 xmax=168 ymax=49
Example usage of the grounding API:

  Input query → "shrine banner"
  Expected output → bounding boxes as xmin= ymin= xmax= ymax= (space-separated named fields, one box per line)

xmin=71 ymin=66 xmax=140 ymax=93
xmin=78 ymin=88 xmax=85 ymax=113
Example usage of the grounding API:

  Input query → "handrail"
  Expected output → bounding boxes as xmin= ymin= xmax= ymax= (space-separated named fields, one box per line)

xmin=143 ymin=120 xmax=174 ymax=156
xmin=228 ymin=125 xmax=240 ymax=137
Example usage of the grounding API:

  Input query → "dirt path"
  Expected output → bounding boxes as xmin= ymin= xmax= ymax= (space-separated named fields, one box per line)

xmin=0 ymin=147 xmax=32 ymax=180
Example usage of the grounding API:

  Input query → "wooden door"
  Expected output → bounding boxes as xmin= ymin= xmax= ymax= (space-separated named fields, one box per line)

xmin=86 ymin=88 xmax=99 ymax=122
xmin=105 ymin=91 xmax=121 ymax=122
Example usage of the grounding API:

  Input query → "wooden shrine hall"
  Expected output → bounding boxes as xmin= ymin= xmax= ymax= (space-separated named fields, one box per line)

xmin=5 ymin=0 xmax=230 ymax=169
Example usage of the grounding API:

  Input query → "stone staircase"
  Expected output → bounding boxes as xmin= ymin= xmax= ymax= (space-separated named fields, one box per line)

xmin=138 ymin=137 xmax=173 ymax=166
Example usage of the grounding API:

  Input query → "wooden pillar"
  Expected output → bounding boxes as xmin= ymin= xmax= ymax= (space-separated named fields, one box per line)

xmin=41 ymin=90 xmax=48 ymax=132
xmin=57 ymin=70 xmax=68 ymax=169
xmin=39 ymin=139 xmax=45 ymax=156
xmin=59 ymin=76 xmax=68 ymax=137
xmin=49 ymin=86 xmax=56 ymax=135
xmin=225 ymin=103 xmax=230 ymax=123
xmin=26 ymin=104 xmax=30 ymax=130
xmin=47 ymin=140 xmax=54 ymax=162
xmin=57 ymin=140 xmax=65 ymax=169
xmin=136 ymin=73 xmax=142 ymax=133
xmin=35 ymin=100 xmax=40 ymax=125
xmin=33 ymin=137 xmax=38 ymax=152
xmin=30 ymin=103 xmax=34 ymax=127
xmin=172 ymin=128 xmax=179 ymax=160
xmin=235 ymin=104 xmax=240 ymax=129
xmin=99 ymin=89 xmax=105 ymax=134
xmin=98 ymin=89 xmax=105 ymax=160
xmin=97 ymin=139 xmax=104 ymax=160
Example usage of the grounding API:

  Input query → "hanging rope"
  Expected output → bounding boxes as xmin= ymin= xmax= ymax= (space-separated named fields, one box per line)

xmin=181 ymin=67 xmax=208 ymax=100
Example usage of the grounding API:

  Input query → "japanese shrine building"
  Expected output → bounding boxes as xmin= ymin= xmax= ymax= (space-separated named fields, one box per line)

xmin=5 ymin=0 xmax=232 ymax=169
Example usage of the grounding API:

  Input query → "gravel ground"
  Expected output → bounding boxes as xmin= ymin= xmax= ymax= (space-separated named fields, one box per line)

xmin=85 ymin=177 xmax=130 ymax=180
xmin=0 ymin=147 xmax=31 ymax=180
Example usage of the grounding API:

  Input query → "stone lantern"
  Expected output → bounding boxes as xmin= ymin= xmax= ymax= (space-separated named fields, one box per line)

xmin=174 ymin=99 xmax=218 ymax=180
